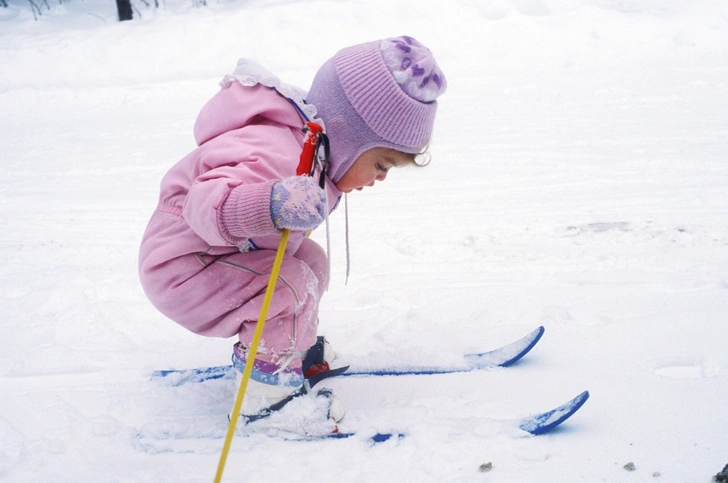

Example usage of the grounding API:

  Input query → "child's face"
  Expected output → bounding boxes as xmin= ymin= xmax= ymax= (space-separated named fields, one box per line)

xmin=335 ymin=147 xmax=412 ymax=193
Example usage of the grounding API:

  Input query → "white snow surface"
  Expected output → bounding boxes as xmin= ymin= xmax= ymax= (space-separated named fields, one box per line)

xmin=2 ymin=0 xmax=727 ymax=481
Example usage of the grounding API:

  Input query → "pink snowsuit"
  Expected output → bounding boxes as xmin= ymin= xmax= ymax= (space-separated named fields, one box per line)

xmin=138 ymin=74 xmax=342 ymax=360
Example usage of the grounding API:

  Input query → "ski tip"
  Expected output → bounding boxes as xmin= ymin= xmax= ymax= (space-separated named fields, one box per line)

xmin=570 ymin=390 xmax=590 ymax=409
xmin=531 ymin=325 xmax=546 ymax=345
xmin=519 ymin=390 xmax=590 ymax=436
xmin=497 ymin=326 xmax=546 ymax=368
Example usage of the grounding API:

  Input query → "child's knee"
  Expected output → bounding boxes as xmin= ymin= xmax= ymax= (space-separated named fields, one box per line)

xmin=294 ymin=238 xmax=328 ymax=290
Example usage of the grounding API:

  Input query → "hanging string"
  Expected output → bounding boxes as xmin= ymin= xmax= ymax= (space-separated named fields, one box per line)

xmin=344 ymin=193 xmax=350 ymax=285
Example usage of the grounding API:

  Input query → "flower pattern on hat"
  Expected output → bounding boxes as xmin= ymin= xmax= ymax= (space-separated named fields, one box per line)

xmin=380 ymin=36 xmax=447 ymax=103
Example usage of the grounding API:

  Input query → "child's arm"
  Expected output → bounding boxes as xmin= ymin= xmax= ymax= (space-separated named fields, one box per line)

xmin=179 ymin=128 xmax=320 ymax=247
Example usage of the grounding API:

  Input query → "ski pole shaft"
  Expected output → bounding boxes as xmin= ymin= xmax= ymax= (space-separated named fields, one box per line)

xmin=215 ymin=121 xmax=323 ymax=482
xmin=214 ymin=228 xmax=290 ymax=483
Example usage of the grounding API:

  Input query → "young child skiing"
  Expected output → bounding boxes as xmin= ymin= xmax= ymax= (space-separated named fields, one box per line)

xmin=138 ymin=35 xmax=447 ymax=434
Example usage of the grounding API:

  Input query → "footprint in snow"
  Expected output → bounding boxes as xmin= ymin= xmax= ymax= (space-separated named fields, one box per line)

xmin=651 ymin=357 xmax=721 ymax=379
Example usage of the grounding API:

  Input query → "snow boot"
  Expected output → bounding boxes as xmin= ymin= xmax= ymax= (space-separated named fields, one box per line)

xmin=231 ymin=342 xmax=345 ymax=436
xmin=302 ymin=336 xmax=350 ymax=386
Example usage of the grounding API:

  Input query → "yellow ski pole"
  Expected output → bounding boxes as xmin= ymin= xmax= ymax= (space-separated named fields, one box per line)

xmin=214 ymin=121 xmax=324 ymax=482
xmin=214 ymin=228 xmax=290 ymax=483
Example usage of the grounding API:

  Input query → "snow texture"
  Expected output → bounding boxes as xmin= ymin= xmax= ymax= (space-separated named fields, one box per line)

xmin=1 ymin=0 xmax=728 ymax=481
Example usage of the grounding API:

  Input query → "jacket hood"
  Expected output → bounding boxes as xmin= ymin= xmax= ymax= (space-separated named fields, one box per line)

xmin=194 ymin=59 xmax=321 ymax=147
xmin=193 ymin=82 xmax=302 ymax=147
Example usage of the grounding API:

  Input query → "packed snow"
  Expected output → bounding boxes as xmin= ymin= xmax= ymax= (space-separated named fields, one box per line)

xmin=1 ymin=0 xmax=727 ymax=481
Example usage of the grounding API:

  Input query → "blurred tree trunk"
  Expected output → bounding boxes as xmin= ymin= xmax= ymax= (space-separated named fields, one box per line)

xmin=116 ymin=0 xmax=132 ymax=21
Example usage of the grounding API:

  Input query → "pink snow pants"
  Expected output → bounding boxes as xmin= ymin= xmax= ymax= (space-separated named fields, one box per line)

xmin=142 ymin=237 xmax=328 ymax=360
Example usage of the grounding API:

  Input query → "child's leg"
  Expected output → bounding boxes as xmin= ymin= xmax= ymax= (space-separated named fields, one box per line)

xmin=144 ymin=237 xmax=341 ymax=423
xmin=220 ymin=237 xmax=329 ymax=364
xmin=156 ymin=237 xmax=328 ymax=363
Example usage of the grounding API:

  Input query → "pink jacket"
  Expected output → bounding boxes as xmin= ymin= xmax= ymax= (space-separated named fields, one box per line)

xmin=139 ymin=76 xmax=342 ymax=301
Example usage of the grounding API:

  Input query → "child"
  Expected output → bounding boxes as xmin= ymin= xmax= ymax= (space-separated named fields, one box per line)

xmin=138 ymin=35 xmax=446 ymax=433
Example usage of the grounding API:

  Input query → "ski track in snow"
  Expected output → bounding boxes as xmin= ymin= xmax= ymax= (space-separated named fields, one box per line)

xmin=2 ymin=0 xmax=728 ymax=481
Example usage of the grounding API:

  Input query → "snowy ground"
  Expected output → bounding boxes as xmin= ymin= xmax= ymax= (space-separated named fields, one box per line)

xmin=2 ymin=0 xmax=727 ymax=481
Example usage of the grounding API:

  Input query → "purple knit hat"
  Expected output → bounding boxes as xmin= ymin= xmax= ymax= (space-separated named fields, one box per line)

xmin=306 ymin=35 xmax=447 ymax=182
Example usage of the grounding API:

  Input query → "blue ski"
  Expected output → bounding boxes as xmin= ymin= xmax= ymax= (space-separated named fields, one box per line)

xmin=518 ymin=390 xmax=590 ymax=435
xmin=135 ymin=391 xmax=589 ymax=452
xmin=151 ymin=326 xmax=545 ymax=386
xmin=134 ymin=390 xmax=588 ymax=453
xmin=268 ymin=390 xmax=590 ymax=442
xmin=309 ymin=432 xmax=406 ymax=443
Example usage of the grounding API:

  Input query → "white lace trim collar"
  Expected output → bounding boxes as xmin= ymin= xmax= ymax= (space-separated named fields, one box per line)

xmin=220 ymin=58 xmax=324 ymax=128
